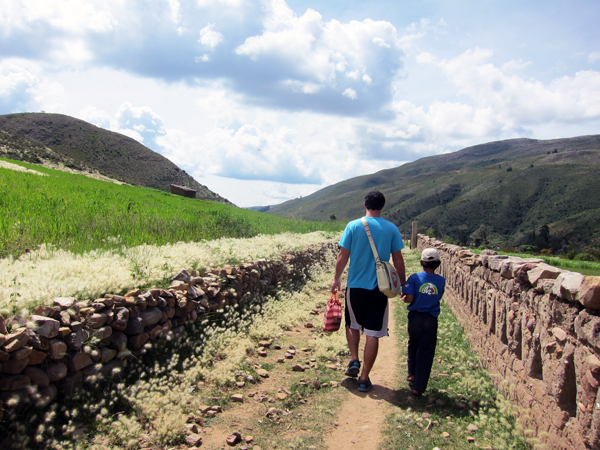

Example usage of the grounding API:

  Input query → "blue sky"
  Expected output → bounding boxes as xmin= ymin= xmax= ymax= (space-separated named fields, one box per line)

xmin=1 ymin=0 xmax=599 ymax=206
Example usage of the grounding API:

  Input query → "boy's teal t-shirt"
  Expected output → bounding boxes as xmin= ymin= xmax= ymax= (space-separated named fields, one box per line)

xmin=339 ymin=216 xmax=404 ymax=290
xmin=402 ymin=271 xmax=446 ymax=317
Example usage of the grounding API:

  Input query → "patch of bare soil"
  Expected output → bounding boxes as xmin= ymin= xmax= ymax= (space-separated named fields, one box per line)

xmin=324 ymin=300 xmax=401 ymax=450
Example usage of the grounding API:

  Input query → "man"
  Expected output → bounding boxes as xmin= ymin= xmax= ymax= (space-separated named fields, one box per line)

xmin=330 ymin=191 xmax=406 ymax=392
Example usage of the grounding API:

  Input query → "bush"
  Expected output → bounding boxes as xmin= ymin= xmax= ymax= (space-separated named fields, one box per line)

xmin=575 ymin=253 xmax=597 ymax=262
xmin=519 ymin=245 xmax=538 ymax=253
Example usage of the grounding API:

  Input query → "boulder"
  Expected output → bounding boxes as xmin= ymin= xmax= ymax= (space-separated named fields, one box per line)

xmin=576 ymin=276 xmax=600 ymax=310
xmin=0 ymin=374 xmax=30 ymax=391
xmin=24 ymin=367 xmax=49 ymax=388
xmin=1 ymin=357 xmax=29 ymax=374
xmin=54 ymin=297 xmax=76 ymax=310
xmin=3 ymin=328 xmax=29 ymax=352
xmin=552 ymin=272 xmax=585 ymax=302
xmin=27 ymin=315 xmax=60 ymax=338
xmin=46 ymin=362 xmax=68 ymax=382
xmin=48 ymin=339 xmax=67 ymax=359
xmin=140 ymin=308 xmax=162 ymax=328
xmin=527 ymin=263 xmax=563 ymax=286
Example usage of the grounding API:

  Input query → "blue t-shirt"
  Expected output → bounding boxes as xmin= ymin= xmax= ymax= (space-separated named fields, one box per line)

xmin=402 ymin=272 xmax=445 ymax=317
xmin=339 ymin=217 xmax=404 ymax=290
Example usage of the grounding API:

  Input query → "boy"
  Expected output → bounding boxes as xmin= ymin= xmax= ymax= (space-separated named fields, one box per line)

xmin=401 ymin=248 xmax=445 ymax=398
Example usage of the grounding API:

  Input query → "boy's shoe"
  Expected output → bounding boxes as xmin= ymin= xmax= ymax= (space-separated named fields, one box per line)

xmin=411 ymin=389 xmax=422 ymax=398
xmin=345 ymin=359 xmax=361 ymax=377
xmin=358 ymin=378 xmax=373 ymax=392
xmin=407 ymin=375 xmax=414 ymax=386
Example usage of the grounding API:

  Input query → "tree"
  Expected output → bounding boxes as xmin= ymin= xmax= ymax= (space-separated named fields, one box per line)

xmin=329 ymin=214 xmax=337 ymax=221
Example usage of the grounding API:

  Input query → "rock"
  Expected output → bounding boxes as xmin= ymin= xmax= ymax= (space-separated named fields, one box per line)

xmin=100 ymin=347 xmax=117 ymax=363
xmin=125 ymin=317 xmax=144 ymax=335
xmin=11 ymin=346 xmax=32 ymax=360
xmin=0 ymin=374 xmax=30 ymax=391
xmin=58 ymin=327 xmax=71 ymax=337
xmin=466 ymin=436 xmax=475 ymax=443
xmin=92 ymin=326 xmax=113 ymax=341
xmin=311 ymin=380 xmax=321 ymax=390
xmin=305 ymin=322 xmax=314 ymax=328
xmin=128 ymin=333 xmax=149 ymax=350
xmin=28 ymin=349 xmax=47 ymax=365
xmin=226 ymin=433 xmax=241 ymax=446
xmin=577 ymin=276 xmax=600 ymax=309
xmin=441 ymin=432 xmax=451 ymax=438
xmin=185 ymin=434 xmax=203 ymax=446
xmin=256 ymin=369 xmax=269 ymax=378
xmin=70 ymin=352 xmax=92 ymax=371
xmin=527 ymin=263 xmax=563 ymax=286
xmin=1 ymin=357 xmax=29 ymax=374
xmin=231 ymin=394 xmax=244 ymax=402
xmin=27 ymin=315 xmax=60 ymax=338
xmin=46 ymin=362 xmax=68 ymax=382
xmin=0 ymin=349 xmax=8 ymax=362
xmin=275 ymin=392 xmax=287 ymax=400
xmin=65 ymin=329 xmax=89 ymax=351
xmin=292 ymin=364 xmax=305 ymax=372
xmin=86 ymin=313 xmax=108 ymax=329
xmin=24 ymin=367 xmax=49 ymax=388
xmin=110 ymin=332 xmax=128 ymax=352
xmin=284 ymin=352 xmax=294 ymax=359
xmin=258 ymin=340 xmax=271 ymax=348
xmin=36 ymin=384 xmax=57 ymax=408
xmin=54 ymin=297 xmax=76 ymax=310
xmin=552 ymin=327 xmax=568 ymax=343
xmin=3 ymin=328 xmax=29 ymax=352
xmin=552 ymin=272 xmax=585 ymax=301
xmin=467 ymin=424 xmax=479 ymax=432
xmin=140 ymin=308 xmax=162 ymax=328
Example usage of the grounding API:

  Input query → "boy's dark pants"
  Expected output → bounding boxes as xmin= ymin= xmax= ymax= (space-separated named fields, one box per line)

xmin=407 ymin=310 xmax=438 ymax=394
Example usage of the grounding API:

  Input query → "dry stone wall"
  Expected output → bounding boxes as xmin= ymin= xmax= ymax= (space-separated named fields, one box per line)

xmin=418 ymin=235 xmax=600 ymax=450
xmin=0 ymin=242 xmax=337 ymax=418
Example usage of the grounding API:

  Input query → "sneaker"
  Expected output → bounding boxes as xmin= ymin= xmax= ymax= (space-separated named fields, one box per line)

xmin=407 ymin=375 xmax=414 ymax=386
xmin=357 ymin=378 xmax=373 ymax=393
xmin=345 ymin=359 xmax=361 ymax=377
xmin=411 ymin=389 xmax=422 ymax=398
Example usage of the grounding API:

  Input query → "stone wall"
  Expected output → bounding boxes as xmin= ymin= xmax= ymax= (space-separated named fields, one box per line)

xmin=418 ymin=235 xmax=600 ymax=450
xmin=0 ymin=242 xmax=337 ymax=417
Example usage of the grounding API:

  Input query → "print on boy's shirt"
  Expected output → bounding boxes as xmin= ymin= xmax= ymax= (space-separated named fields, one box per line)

xmin=418 ymin=283 xmax=439 ymax=296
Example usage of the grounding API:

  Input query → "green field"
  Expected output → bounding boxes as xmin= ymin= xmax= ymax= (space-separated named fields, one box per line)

xmin=0 ymin=158 xmax=344 ymax=259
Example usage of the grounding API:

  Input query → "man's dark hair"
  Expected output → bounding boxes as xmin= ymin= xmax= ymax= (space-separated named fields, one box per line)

xmin=365 ymin=191 xmax=385 ymax=211
xmin=421 ymin=260 xmax=441 ymax=270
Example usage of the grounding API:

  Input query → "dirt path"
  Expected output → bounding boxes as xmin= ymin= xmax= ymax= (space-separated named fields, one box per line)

xmin=324 ymin=300 xmax=402 ymax=450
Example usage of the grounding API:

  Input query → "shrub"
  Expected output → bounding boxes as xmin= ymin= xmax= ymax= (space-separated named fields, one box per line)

xmin=519 ymin=245 xmax=538 ymax=253
xmin=574 ymin=253 xmax=596 ymax=261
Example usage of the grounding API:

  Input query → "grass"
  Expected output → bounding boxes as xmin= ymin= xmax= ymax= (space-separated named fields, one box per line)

xmin=381 ymin=250 xmax=530 ymax=450
xmin=0 ymin=158 xmax=344 ymax=260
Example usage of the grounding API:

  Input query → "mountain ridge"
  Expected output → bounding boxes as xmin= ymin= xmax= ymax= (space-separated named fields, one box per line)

xmin=0 ymin=112 xmax=233 ymax=205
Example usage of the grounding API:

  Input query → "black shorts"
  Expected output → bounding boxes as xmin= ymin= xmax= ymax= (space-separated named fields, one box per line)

xmin=345 ymin=287 xmax=389 ymax=338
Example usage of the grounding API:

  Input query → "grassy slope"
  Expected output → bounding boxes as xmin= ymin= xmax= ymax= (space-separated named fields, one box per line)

xmin=0 ymin=112 xmax=232 ymax=204
xmin=0 ymin=158 xmax=343 ymax=259
xmin=268 ymin=135 xmax=600 ymax=251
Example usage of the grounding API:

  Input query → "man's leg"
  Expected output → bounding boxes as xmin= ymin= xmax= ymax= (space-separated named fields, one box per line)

xmin=346 ymin=326 xmax=361 ymax=361
xmin=359 ymin=335 xmax=379 ymax=381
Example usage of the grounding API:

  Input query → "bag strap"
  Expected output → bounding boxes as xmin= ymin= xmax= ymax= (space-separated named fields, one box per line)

xmin=361 ymin=217 xmax=381 ymax=265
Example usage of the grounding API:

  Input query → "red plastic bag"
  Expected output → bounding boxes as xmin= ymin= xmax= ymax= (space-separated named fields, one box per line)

xmin=323 ymin=292 xmax=342 ymax=332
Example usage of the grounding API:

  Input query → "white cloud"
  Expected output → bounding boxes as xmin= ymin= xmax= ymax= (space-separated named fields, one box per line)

xmin=78 ymin=106 xmax=112 ymax=129
xmin=343 ymin=88 xmax=357 ymax=99
xmin=588 ymin=51 xmax=600 ymax=63
xmin=0 ymin=59 xmax=42 ymax=113
xmin=115 ymin=102 xmax=166 ymax=149
xmin=199 ymin=23 xmax=224 ymax=50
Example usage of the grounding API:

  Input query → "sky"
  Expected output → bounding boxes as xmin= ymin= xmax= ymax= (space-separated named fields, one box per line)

xmin=1 ymin=0 xmax=599 ymax=207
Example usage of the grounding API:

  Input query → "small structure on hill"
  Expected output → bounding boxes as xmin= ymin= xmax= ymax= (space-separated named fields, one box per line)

xmin=170 ymin=184 xmax=196 ymax=199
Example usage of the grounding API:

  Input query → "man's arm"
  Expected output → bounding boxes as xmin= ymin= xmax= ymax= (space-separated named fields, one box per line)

xmin=392 ymin=249 xmax=406 ymax=286
xmin=330 ymin=247 xmax=350 ymax=293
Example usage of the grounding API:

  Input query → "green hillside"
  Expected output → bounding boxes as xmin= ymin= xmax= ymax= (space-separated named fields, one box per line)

xmin=0 ymin=158 xmax=343 ymax=259
xmin=268 ymin=135 xmax=600 ymax=253
xmin=0 ymin=112 xmax=233 ymax=205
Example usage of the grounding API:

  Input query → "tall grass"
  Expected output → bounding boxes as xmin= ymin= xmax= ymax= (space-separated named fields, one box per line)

xmin=0 ymin=158 xmax=344 ymax=259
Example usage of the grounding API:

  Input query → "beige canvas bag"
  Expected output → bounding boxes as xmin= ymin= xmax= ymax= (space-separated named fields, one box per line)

xmin=361 ymin=217 xmax=402 ymax=298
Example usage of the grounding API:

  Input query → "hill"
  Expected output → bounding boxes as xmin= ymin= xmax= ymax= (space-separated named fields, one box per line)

xmin=0 ymin=112 xmax=233 ymax=205
xmin=268 ymin=135 xmax=600 ymax=253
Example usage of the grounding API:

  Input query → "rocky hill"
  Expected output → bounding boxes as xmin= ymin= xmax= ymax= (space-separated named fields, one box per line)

xmin=268 ymin=135 xmax=600 ymax=253
xmin=0 ymin=112 xmax=233 ymax=205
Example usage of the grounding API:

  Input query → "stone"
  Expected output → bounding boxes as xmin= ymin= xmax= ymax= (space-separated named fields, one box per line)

xmin=576 ymin=276 xmax=600 ymax=309
xmin=24 ymin=367 xmax=49 ymax=388
xmin=0 ymin=374 xmax=30 ymax=391
xmin=92 ymin=326 xmax=112 ymax=341
xmin=100 ymin=347 xmax=117 ymax=363
xmin=70 ymin=352 xmax=92 ymax=371
xmin=70 ymin=321 xmax=84 ymax=332
xmin=1 ymin=357 xmax=29 ymax=374
xmin=28 ymin=349 xmax=47 ymax=365
xmin=256 ymin=369 xmax=269 ymax=378
xmin=467 ymin=424 xmax=479 ymax=432
xmin=11 ymin=346 xmax=32 ymax=360
xmin=226 ymin=433 xmax=242 ymax=446
xmin=36 ymin=384 xmax=57 ymax=408
xmin=49 ymin=339 xmax=67 ymax=359
xmin=552 ymin=327 xmax=568 ymax=343
xmin=275 ymin=392 xmax=287 ymax=400
xmin=65 ymin=329 xmax=89 ymax=351
xmin=125 ymin=317 xmax=144 ymax=335
xmin=140 ymin=308 xmax=162 ymax=328
xmin=58 ymin=327 xmax=71 ymax=337
xmin=292 ymin=364 xmax=305 ymax=372
xmin=46 ymin=362 xmax=68 ymax=382
xmin=110 ymin=331 xmax=128 ymax=352
xmin=231 ymin=394 xmax=244 ymax=402
xmin=441 ymin=432 xmax=451 ymax=438
xmin=27 ymin=315 xmax=60 ymax=338
xmin=552 ymin=272 xmax=585 ymax=301
xmin=527 ymin=263 xmax=563 ymax=286
xmin=54 ymin=297 xmax=76 ymax=310
xmin=86 ymin=313 xmax=108 ymax=329
xmin=128 ymin=333 xmax=149 ymax=350
xmin=57 ymin=370 xmax=83 ymax=394
xmin=0 ymin=314 xmax=6 ymax=334
xmin=3 ymin=328 xmax=29 ymax=352
xmin=111 ymin=308 xmax=129 ymax=331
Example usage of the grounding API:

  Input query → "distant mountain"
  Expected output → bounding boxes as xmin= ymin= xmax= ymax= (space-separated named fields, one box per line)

xmin=246 ymin=205 xmax=273 ymax=212
xmin=268 ymin=135 xmax=600 ymax=253
xmin=0 ymin=112 xmax=233 ymax=205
